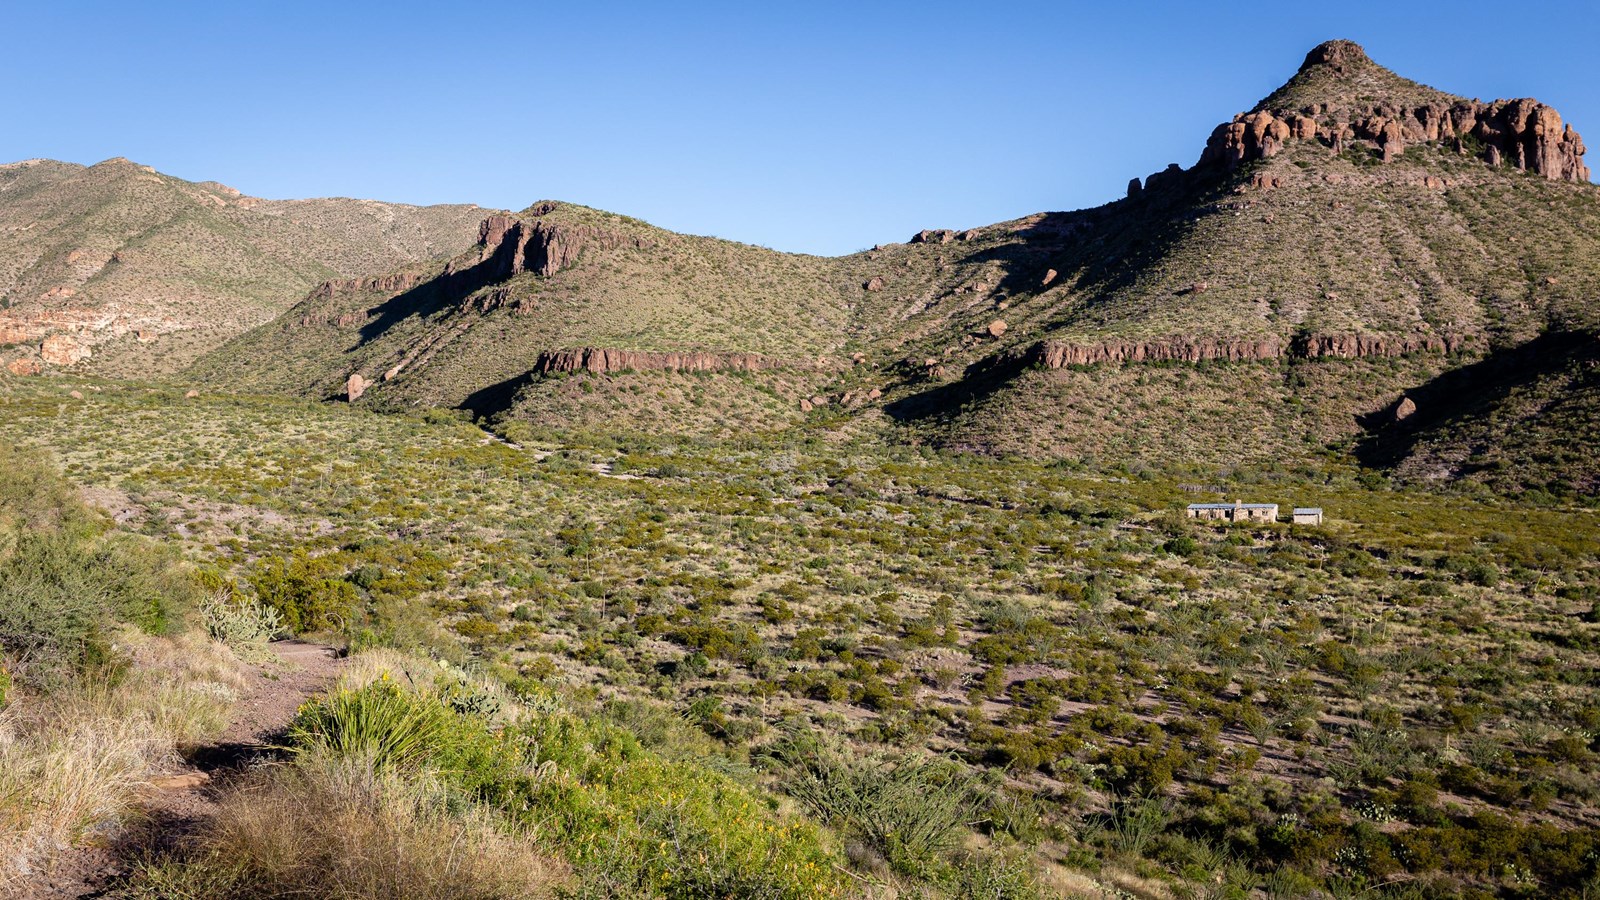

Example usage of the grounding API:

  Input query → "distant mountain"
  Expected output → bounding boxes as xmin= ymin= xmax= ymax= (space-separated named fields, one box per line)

xmin=0 ymin=158 xmax=492 ymax=374
xmin=182 ymin=40 xmax=1600 ymax=493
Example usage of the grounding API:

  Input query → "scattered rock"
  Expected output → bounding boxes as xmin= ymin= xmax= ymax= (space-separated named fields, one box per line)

xmin=184 ymin=389 xmax=199 ymax=398
xmin=1041 ymin=268 xmax=1058 ymax=287
xmin=863 ymin=276 xmax=885 ymax=292
xmin=986 ymin=319 xmax=1008 ymax=338
xmin=69 ymin=390 xmax=84 ymax=399
xmin=910 ymin=229 xmax=955 ymax=245
xmin=1395 ymin=396 xmax=1417 ymax=421
xmin=149 ymin=772 xmax=211 ymax=790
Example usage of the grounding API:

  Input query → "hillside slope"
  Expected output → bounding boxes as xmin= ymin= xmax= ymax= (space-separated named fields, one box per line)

xmin=0 ymin=158 xmax=492 ymax=374
xmin=190 ymin=40 xmax=1600 ymax=492
xmin=193 ymin=200 xmax=865 ymax=437
xmin=865 ymin=40 xmax=1600 ymax=493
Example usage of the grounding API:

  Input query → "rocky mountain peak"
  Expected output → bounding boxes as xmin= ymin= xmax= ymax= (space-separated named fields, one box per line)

xmin=1174 ymin=40 xmax=1591 ymax=183
xmin=1297 ymin=39 xmax=1370 ymax=77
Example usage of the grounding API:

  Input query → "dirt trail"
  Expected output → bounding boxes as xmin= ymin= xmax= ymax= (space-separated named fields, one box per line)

xmin=35 ymin=640 xmax=344 ymax=899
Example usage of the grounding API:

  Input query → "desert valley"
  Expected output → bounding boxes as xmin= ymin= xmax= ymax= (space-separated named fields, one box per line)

xmin=2 ymin=36 xmax=1599 ymax=900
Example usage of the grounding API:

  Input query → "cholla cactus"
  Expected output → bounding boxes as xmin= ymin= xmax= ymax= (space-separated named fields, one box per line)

xmin=200 ymin=592 xmax=285 ymax=647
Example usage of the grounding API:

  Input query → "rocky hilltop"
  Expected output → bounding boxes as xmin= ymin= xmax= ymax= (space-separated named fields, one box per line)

xmin=0 ymin=158 xmax=492 ymax=374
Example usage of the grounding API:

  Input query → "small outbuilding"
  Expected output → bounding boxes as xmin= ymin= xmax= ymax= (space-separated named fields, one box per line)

xmin=1186 ymin=501 xmax=1279 ymax=523
xmin=1292 ymin=507 xmax=1324 ymax=525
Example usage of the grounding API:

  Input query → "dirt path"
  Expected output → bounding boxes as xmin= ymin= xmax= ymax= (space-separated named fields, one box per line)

xmin=36 ymin=640 xmax=344 ymax=899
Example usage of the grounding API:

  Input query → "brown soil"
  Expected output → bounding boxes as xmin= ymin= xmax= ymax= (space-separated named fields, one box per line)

xmin=27 ymin=640 xmax=343 ymax=900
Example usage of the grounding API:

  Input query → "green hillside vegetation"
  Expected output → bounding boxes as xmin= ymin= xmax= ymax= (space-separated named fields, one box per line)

xmin=6 ymin=375 xmax=1600 ymax=897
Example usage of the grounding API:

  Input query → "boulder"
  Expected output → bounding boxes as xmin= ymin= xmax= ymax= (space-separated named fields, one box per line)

xmin=1041 ymin=268 xmax=1058 ymax=287
xmin=6 ymin=358 xmax=41 ymax=376
xmin=346 ymin=373 xmax=368 ymax=401
xmin=1394 ymin=396 xmax=1417 ymax=421
xmin=986 ymin=319 xmax=1008 ymax=339
xmin=863 ymin=276 xmax=885 ymax=292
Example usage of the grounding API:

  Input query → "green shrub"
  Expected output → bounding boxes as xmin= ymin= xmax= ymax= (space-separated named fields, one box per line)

xmin=0 ymin=445 xmax=197 ymax=682
xmin=766 ymin=730 xmax=977 ymax=878
xmin=250 ymin=552 xmax=361 ymax=633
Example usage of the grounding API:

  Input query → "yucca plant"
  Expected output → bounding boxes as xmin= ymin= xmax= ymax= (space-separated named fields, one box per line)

xmin=288 ymin=682 xmax=452 ymax=771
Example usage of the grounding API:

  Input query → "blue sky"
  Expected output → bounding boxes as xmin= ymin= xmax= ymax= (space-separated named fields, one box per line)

xmin=5 ymin=1 xmax=1597 ymax=255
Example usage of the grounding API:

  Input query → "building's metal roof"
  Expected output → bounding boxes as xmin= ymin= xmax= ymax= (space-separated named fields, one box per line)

xmin=1293 ymin=508 xmax=1323 ymax=515
xmin=1187 ymin=503 xmax=1278 ymax=510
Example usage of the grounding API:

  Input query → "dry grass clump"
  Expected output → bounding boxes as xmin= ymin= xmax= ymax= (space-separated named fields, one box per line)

xmin=139 ymin=754 xmax=566 ymax=900
xmin=0 ymin=629 xmax=244 ymax=892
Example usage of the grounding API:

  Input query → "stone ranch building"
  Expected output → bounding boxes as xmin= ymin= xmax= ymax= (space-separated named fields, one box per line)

xmin=1186 ymin=501 xmax=1279 ymax=523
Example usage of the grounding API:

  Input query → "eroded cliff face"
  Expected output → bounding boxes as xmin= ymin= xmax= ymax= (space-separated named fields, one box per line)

xmin=1019 ymin=332 xmax=1464 ymax=368
xmin=476 ymin=204 xmax=652 ymax=280
xmin=1194 ymin=41 xmax=1589 ymax=181
xmin=0 ymin=305 xmax=179 ymax=371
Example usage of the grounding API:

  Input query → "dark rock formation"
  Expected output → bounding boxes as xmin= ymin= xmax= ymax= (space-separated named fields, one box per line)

xmin=1019 ymin=332 xmax=1463 ymax=369
xmin=307 ymin=272 xmax=423 ymax=300
xmin=475 ymin=209 xmax=651 ymax=280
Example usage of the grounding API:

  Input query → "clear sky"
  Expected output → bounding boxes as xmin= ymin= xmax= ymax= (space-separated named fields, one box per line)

xmin=6 ymin=1 xmax=1597 ymax=255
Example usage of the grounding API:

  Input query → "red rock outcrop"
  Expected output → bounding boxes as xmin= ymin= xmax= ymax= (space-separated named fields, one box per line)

xmin=1296 ymin=333 xmax=1462 ymax=357
xmin=6 ymin=358 xmax=42 ymax=376
xmin=41 ymin=334 xmax=90 ymax=366
xmin=1194 ymin=42 xmax=1589 ymax=182
xmin=532 ymin=348 xmax=805 ymax=376
xmin=476 ymin=210 xmax=649 ymax=280
xmin=307 ymin=272 xmax=423 ymax=300
xmin=1021 ymin=332 xmax=1463 ymax=369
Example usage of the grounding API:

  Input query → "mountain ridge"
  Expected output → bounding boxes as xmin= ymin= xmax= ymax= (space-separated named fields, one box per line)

xmin=10 ymin=40 xmax=1600 ymax=493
